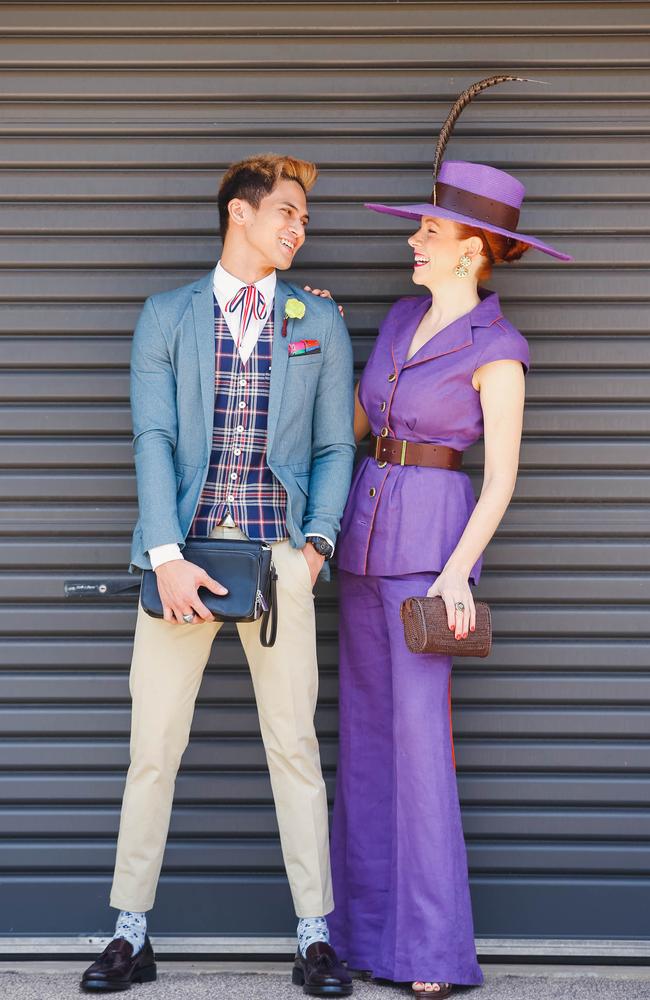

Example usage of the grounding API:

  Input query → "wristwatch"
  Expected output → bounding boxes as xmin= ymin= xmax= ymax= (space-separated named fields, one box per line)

xmin=308 ymin=536 xmax=334 ymax=560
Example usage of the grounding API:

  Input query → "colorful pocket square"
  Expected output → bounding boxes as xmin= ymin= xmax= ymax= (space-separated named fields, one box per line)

xmin=288 ymin=339 xmax=321 ymax=357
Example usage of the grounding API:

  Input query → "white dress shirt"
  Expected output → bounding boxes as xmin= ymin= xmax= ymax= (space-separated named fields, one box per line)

xmin=214 ymin=261 xmax=277 ymax=365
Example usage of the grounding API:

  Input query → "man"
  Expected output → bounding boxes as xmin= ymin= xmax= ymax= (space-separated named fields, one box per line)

xmin=81 ymin=154 xmax=355 ymax=996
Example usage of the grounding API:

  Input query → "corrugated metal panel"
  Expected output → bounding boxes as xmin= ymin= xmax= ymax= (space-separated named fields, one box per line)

xmin=0 ymin=0 xmax=648 ymax=939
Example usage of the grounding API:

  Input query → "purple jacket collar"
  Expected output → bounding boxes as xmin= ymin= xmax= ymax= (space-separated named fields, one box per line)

xmin=392 ymin=286 xmax=504 ymax=370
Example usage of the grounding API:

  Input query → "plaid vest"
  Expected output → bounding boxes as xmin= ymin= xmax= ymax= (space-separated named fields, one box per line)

xmin=188 ymin=299 xmax=289 ymax=541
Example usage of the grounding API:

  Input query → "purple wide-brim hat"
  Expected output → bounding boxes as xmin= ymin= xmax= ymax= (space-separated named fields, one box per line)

xmin=365 ymin=160 xmax=573 ymax=262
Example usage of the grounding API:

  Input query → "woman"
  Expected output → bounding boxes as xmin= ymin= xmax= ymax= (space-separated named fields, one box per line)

xmin=328 ymin=78 xmax=572 ymax=998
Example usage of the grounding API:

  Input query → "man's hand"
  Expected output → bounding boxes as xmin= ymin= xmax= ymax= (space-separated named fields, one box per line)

xmin=303 ymin=285 xmax=345 ymax=318
xmin=154 ymin=559 xmax=228 ymax=624
xmin=301 ymin=543 xmax=326 ymax=588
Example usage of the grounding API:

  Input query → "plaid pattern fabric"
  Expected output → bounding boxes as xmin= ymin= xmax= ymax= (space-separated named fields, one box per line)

xmin=188 ymin=299 xmax=289 ymax=541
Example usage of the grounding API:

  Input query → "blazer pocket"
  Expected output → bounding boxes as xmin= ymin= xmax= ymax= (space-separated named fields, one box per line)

xmin=288 ymin=355 xmax=322 ymax=366
xmin=295 ymin=473 xmax=310 ymax=495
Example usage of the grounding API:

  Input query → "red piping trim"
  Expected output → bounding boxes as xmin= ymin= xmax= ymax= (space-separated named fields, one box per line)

xmin=449 ymin=675 xmax=456 ymax=770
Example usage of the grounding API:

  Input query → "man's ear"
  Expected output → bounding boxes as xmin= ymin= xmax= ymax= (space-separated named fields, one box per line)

xmin=227 ymin=198 xmax=251 ymax=228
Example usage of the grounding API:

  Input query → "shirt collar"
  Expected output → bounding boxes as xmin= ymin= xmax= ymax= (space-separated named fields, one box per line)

xmin=395 ymin=287 xmax=503 ymax=370
xmin=472 ymin=287 xmax=503 ymax=328
xmin=213 ymin=260 xmax=277 ymax=308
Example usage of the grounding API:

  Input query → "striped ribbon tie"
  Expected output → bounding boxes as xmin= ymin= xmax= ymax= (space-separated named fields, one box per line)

xmin=225 ymin=284 xmax=267 ymax=346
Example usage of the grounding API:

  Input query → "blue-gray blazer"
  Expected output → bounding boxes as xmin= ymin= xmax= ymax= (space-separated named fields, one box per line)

xmin=129 ymin=269 xmax=356 ymax=580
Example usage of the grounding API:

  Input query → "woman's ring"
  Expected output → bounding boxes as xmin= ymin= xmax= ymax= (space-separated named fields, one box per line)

xmin=182 ymin=613 xmax=194 ymax=624
xmin=454 ymin=602 xmax=465 ymax=612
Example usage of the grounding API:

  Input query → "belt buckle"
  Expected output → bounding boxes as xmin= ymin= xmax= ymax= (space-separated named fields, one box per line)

xmin=374 ymin=435 xmax=388 ymax=469
xmin=399 ymin=440 xmax=408 ymax=466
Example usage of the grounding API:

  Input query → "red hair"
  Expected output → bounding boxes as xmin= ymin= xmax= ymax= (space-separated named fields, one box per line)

xmin=454 ymin=223 xmax=530 ymax=281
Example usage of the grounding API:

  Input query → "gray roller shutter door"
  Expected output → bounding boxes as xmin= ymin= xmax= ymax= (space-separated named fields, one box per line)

xmin=1 ymin=1 xmax=648 ymax=941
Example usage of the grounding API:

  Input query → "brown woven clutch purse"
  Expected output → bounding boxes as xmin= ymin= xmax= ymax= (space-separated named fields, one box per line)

xmin=400 ymin=595 xmax=492 ymax=658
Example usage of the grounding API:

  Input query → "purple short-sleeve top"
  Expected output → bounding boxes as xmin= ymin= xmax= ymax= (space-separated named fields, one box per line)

xmin=335 ymin=287 xmax=530 ymax=583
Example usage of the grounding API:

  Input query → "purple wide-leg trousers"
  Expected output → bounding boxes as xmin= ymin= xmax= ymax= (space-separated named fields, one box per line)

xmin=329 ymin=570 xmax=483 ymax=987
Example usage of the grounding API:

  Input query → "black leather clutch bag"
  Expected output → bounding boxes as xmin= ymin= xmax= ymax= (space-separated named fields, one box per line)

xmin=140 ymin=538 xmax=278 ymax=647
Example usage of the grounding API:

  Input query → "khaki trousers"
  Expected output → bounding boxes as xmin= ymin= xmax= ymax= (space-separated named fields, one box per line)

xmin=110 ymin=526 xmax=333 ymax=917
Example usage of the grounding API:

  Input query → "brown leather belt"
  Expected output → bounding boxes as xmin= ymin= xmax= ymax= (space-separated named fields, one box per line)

xmin=370 ymin=434 xmax=463 ymax=471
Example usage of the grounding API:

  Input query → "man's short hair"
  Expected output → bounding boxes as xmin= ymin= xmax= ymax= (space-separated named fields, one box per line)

xmin=218 ymin=153 xmax=318 ymax=237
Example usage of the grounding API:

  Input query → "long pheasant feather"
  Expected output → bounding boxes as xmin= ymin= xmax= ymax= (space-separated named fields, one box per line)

xmin=432 ymin=75 xmax=548 ymax=196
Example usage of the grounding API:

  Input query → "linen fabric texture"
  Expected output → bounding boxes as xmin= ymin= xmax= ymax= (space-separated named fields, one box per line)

xmin=111 ymin=526 xmax=333 ymax=917
xmin=335 ymin=288 xmax=530 ymax=582
xmin=128 ymin=269 xmax=355 ymax=581
xmin=115 ymin=271 xmax=355 ymax=919
xmin=330 ymin=289 xmax=529 ymax=985
xmin=329 ymin=569 xmax=483 ymax=986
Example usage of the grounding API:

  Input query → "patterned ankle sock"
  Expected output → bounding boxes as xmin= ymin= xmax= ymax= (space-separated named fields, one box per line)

xmin=297 ymin=916 xmax=330 ymax=957
xmin=113 ymin=910 xmax=147 ymax=955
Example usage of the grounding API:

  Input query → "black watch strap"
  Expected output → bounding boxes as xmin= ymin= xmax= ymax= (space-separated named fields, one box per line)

xmin=308 ymin=536 xmax=334 ymax=560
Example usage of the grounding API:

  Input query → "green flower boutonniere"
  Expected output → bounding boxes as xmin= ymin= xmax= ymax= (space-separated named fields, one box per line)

xmin=282 ymin=297 xmax=306 ymax=337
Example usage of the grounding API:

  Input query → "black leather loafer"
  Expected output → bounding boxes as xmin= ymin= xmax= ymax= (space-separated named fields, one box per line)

xmin=292 ymin=941 xmax=353 ymax=996
xmin=80 ymin=935 xmax=157 ymax=992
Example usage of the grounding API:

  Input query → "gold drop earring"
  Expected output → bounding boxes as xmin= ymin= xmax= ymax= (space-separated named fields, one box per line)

xmin=454 ymin=254 xmax=472 ymax=278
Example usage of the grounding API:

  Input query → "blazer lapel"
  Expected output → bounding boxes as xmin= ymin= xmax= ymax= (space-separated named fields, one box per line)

xmin=267 ymin=279 xmax=291 ymax=452
xmin=191 ymin=269 xmax=218 ymax=448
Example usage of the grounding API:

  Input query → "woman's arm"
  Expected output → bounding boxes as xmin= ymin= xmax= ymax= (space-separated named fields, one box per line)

xmin=427 ymin=358 xmax=526 ymax=638
xmin=354 ymin=382 xmax=371 ymax=442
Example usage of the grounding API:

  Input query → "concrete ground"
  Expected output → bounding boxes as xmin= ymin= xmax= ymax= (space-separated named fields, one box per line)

xmin=2 ymin=962 xmax=650 ymax=1000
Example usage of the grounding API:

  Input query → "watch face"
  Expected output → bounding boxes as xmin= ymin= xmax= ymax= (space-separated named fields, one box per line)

xmin=310 ymin=537 xmax=333 ymax=558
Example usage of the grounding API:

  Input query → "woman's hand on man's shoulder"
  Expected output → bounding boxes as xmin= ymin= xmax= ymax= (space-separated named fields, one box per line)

xmin=303 ymin=285 xmax=345 ymax=317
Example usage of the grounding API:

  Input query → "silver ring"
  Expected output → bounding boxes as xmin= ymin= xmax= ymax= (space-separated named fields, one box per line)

xmin=454 ymin=602 xmax=465 ymax=612
xmin=182 ymin=613 xmax=194 ymax=624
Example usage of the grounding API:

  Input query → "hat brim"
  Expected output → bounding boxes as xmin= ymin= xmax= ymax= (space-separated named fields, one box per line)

xmin=364 ymin=202 xmax=573 ymax=262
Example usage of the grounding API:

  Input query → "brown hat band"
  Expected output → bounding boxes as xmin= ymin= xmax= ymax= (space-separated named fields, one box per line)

xmin=435 ymin=181 xmax=521 ymax=231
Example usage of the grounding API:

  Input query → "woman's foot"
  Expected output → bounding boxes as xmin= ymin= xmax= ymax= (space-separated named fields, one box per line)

xmin=411 ymin=982 xmax=452 ymax=997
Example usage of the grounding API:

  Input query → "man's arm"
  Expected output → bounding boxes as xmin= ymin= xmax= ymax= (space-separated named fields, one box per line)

xmin=130 ymin=296 xmax=184 ymax=555
xmin=131 ymin=297 xmax=228 ymax=622
xmin=302 ymin=300 xmax=356 ymax=544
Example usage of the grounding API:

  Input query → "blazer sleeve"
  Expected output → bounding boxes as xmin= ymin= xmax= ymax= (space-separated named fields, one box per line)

xmin=302 ymin=300 xmax=356 ymax=544
xmin=130 ymin=296 xmax=185 ymax=553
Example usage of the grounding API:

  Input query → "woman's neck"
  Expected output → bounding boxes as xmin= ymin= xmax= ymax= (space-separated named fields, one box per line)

xmin=421 ymin=279 xmax=481 ymax=334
